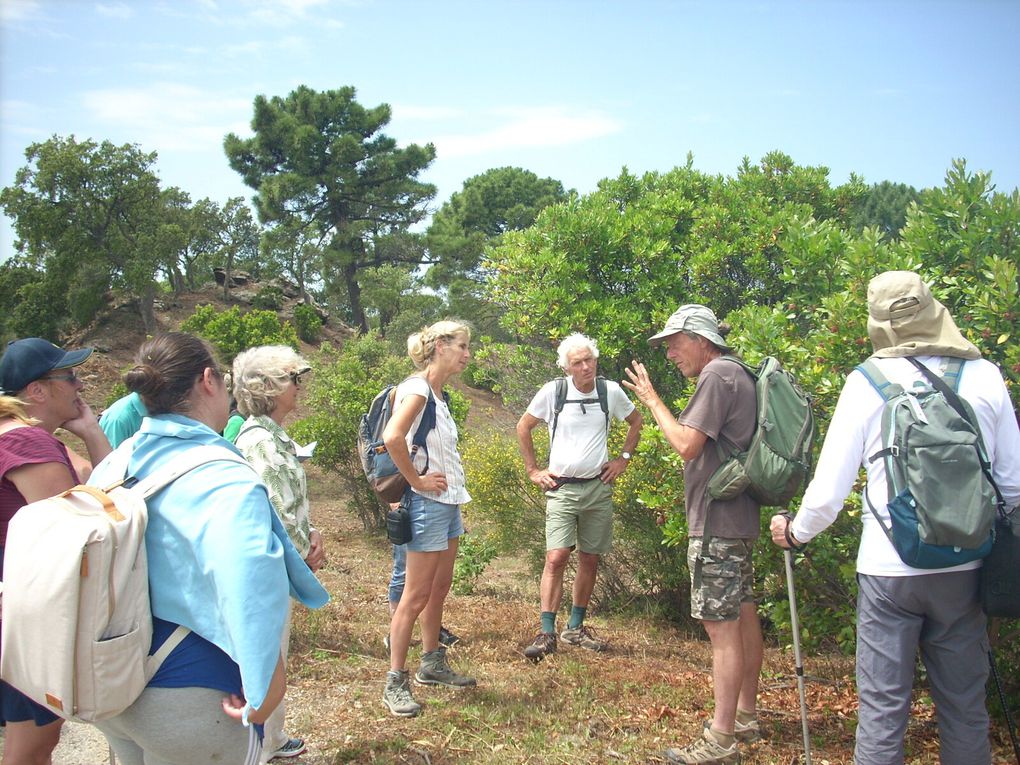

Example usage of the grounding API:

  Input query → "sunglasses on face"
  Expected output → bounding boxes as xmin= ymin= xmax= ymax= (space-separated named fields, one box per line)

xmin=289 ymin=370 xmax=307 ymax=387
xmin=39 ymin=371 xmax=79 ymax=384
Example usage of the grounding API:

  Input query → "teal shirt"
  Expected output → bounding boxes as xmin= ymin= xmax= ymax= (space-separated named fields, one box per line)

xmin=100 ymin=392 xmax=148 ymax=448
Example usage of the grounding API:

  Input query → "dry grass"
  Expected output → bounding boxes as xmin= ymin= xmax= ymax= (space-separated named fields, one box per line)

xmin=277 ymin=465 xmax=1017 ymax=765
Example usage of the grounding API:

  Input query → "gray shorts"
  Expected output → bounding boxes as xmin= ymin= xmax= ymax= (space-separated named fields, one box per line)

xmin=545 ymin=479 xmax=613 ymax=554
xmin=687 ymin=536 xmax=756 ymax=621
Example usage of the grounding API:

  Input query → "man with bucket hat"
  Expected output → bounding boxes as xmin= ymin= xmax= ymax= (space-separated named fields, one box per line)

xmin=770 ymin=271 xmax=1020 ymax=764
xmin=624 ymin=305 xmax=763 ymax=765
xmin=0 ymin=337 xmax=110 ymax=763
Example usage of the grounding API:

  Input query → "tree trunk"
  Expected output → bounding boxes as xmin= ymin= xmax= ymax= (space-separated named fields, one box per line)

xmin=343 ymin=260 xmax=367 ymax=332
xmin=139 ymin=282 xmax=158 ymax=334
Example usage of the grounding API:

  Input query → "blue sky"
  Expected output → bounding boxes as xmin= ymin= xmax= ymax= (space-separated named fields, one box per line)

xmin=2 ymin=0 xmax=1018 ymax=260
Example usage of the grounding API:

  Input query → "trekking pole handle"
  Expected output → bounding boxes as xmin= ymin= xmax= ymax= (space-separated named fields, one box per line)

xmin=779 ymin=511 xmax=808 ymax=552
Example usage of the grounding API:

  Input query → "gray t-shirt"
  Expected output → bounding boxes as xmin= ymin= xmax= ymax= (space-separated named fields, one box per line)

xmin=678 ymin=356 xmax=760 ymax=538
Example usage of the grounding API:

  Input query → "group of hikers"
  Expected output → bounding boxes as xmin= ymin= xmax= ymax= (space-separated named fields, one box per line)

xmin=0 ymin=268 xmax=1017 ymax=765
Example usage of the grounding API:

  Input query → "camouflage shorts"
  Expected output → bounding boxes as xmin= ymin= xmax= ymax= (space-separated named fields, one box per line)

xmin=687 ymin=536 xmax=756 ymax=622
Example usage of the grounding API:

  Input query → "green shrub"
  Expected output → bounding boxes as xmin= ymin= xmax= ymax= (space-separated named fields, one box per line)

xmin=293 ymin=303 xmax=323 ymax=344
xmin=104 ymin=381 xmax=129 ymax=409
xmin=452 ymin=532 xmax=498 ymax=595
xmin=251 ymin=285 xmax=284 ymax=310
xmin=181 ymin=304 xmax=298 ymax=363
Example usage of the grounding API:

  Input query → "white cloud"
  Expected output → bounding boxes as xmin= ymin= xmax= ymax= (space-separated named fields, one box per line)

xmin=0 ymin=0 xmax=42 ymax=25
xmin=80 ymin=83 xmax=252 ymax=152
xmin=95 ymin=3 xmax=134 ymax=20
xmin=430 ymin=106 xmax=623 ymax=159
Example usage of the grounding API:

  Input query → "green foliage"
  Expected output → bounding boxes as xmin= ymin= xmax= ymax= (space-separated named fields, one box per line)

xmin=485 ymin=153 xmax=867 ymax=402
xmin=293 ymin=303 xmax=323 ymax=344
xmin=251 ymin=285 xmax=284 ymax=310
xmin=180 ymin=304 xmax=298 ymax=363
xmin=0 ymin=261 xmax=66 ymax=342
xmin=465 ymin=340 xmax=561 ymax=412
xmin=225 ymin=85 xmax=437 ymax=332
xmin=852 ymin=180 xmax=920 ymax=240
xmin=104 ymin=381 xmax=129 ymax=409
xmin=452 ymin=532 xmax=498 ymax=595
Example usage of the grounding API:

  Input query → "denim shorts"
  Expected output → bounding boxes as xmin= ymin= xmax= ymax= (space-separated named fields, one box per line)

xmin=406 ymin=493 xmax=464 ymax=553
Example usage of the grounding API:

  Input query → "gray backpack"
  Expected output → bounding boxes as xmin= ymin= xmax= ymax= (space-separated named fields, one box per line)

xmin=857 ymin=357 xmax=1001 ymax=569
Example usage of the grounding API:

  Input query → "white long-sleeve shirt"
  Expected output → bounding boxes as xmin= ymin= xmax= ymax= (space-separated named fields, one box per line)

xmin=792 ymin=355 xmax=1020 ymax=577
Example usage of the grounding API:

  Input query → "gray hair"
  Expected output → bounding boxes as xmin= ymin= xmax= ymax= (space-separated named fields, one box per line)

xmin=556 ymin=333 xmax=599 ymax=370
xmin=407 ymin=319 xmax=472 ymax=370
xmin=229 ymin=345 xmax=310 ymax=417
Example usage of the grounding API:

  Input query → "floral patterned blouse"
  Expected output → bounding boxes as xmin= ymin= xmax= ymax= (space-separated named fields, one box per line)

xmin=234 ymin=414 xmax=311 ymax=559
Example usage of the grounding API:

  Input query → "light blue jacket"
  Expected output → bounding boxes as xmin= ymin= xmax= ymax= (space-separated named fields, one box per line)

xmin=88 ymin=414 xmax=329 ymax=721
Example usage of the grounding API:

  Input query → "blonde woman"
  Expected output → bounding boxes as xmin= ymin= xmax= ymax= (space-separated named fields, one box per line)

xmin=0 ymin=338 xmax=109 ymax=765
xmin=382 ymin=320 xmax=475 ymax=717
xmin=231 ymin=345 xmax=324 ymax=761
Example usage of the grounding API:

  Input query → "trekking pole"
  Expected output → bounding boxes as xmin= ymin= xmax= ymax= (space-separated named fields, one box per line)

xmin=988 ymin=647 xmax=1020 ymax=765
xmin=784 ymin=547 xmax=813 ymax=765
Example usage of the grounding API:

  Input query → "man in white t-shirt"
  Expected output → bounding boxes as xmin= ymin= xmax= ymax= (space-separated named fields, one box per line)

xmin=771 ymin=271 xmax=1020 ymax=764
xmin=516 ymin=333 xmax=642 ymax=660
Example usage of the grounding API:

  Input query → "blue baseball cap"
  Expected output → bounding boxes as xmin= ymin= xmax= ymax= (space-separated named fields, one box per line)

xmin=0 ymin=338 xmax=93 ymax=395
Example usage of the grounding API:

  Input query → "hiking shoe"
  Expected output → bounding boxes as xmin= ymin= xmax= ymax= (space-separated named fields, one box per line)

xmin=522 ymin=631 xmax=558 ymax=662
xmin=732 ymin=717 xmax=762 ymax=743
xmin=267 ymin=737 xmax=306 ymax=759
xmin=664 ymin=727 xmax=740 ymax=764
xmin=383 ymin=670 xmax=421 ymax=717
xmin=438 ymin=625 xmax=460 ymax=647
xmin=559 ymin=624 xmax=608 ymax=651
xmin=415 ymin=647 xmax=476 ymax=688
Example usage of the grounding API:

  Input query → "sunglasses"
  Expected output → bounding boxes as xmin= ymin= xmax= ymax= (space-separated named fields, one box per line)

xmin=289 ymin=370 xmax=308 ymax=387
xmin=39 ymin=371 xmax=80 ymax=384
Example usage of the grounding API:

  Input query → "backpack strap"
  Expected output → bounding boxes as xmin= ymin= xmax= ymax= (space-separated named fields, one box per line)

xmin=131 ymin=445 xmax=255 ymax=498
xmin=550 ymin=378 xmax=569 ymax=447
xmin=712 ymin=355 xmax=757 ymax=462
xmin=550 ymin=376 xmax=610 ymax=447
xmin=855 ymin=360 xmax=903 ymax=401
xmin=144 ymin=625 xmax=191 ymax=681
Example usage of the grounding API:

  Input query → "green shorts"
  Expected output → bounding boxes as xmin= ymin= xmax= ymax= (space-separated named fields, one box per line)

xmin=545 ymin=479 xmax=613 ymax=554
xmin=687 ymin=536 xmax=756 ymax=622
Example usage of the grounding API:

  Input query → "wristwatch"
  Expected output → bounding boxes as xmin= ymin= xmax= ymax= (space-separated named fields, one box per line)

xmin=621 ymin=452 xmax=632 ymax=461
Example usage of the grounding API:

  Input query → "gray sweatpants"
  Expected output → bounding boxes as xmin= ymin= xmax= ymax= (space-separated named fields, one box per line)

xmin=855 ymin=570 xmax=990 ymax=765
xmin=96 ymin=686 xmax=261 ymax=765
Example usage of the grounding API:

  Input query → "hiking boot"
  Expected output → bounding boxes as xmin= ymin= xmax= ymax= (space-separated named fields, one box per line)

xmin=383 ymin=670 xmax=421 ymax=717
xmin=267 ymin=737 xmax=306 ymax=759
xmin=522 ymin=631 xmax=558 ymax=662
xmin=414 ymin=647 xmax=476 ymax=688
xmin=732 ymin=717 xmax=762 ymax=744
xmin=559 ymin=624 xmax=608 ymax=651
xmin=438 ymin=625 xmax=460 ymax=647
xmin=664 ymin=727 xmax=740 ymax=764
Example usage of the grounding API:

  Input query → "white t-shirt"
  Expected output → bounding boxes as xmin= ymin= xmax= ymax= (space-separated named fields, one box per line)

xmin=792 ymin=355 xmax=1020 ymax=577
xmin=394 ymin=376 xmax=471 ymax=506
xmin=526 ymin=376 xmax=636 ymax=479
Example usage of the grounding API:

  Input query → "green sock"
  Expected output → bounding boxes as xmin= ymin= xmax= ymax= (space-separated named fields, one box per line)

xmin=709 ymin=726 xmax=735 ymax=748
xmin=540 ymin=611 xmax=556 ymax=634
xmin=567 ymin=605 xmax=586 ymax=630
xmin=736 ymin=708 xmax=756 ymax=724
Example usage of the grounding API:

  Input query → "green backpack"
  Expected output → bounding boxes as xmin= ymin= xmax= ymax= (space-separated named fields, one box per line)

xmin=706 ymin=356 xmax=816 ymax=508
xmin=856 ymin=357 xmax=1001 ymax=569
